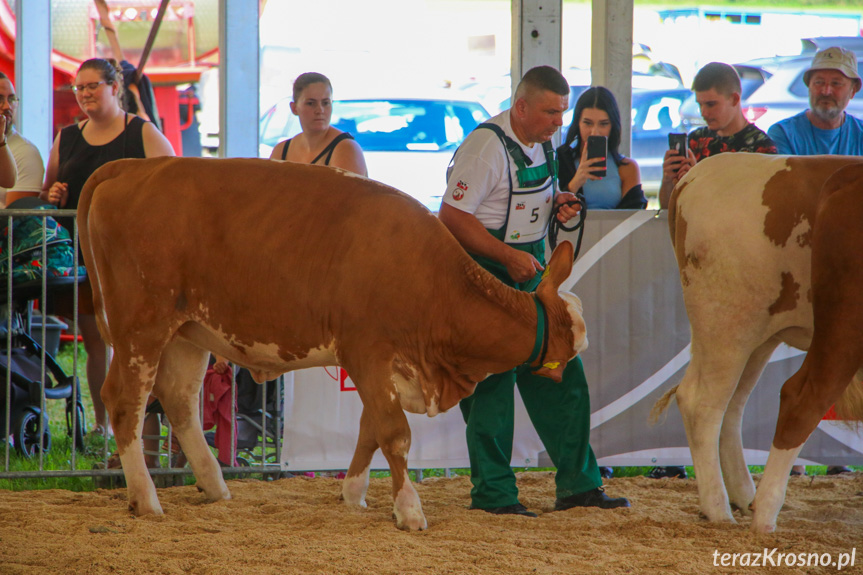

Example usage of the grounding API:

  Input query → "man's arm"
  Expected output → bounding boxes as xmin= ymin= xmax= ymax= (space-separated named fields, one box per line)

xmin=7 ymin=136 xmax=43 ymax=194
xmin=438 ymin=202 xmax=542 ymax=283
xmin=0 ymin=116 xmax=17 ymax=190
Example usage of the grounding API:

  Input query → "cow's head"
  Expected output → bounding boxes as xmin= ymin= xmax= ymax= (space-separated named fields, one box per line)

xmin=532 ymin=240 xmax=588 ymax=382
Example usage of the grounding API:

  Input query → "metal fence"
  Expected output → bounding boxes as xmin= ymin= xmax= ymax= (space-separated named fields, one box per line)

xmin=0 ymin=208 xmax=286 ymax=483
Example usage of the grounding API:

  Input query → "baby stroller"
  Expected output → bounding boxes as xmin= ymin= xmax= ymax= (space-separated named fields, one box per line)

xmin=0 ymin=198 xmax=88 ymax=457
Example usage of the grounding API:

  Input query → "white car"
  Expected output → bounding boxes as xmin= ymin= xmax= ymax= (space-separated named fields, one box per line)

xmin=259 ymin=95 xmax=491 ymax=212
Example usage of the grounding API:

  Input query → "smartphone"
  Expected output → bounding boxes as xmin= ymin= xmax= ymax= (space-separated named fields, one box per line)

xmin=668 ymin=133 xmax=687 ymax=158
xmin=586 ymin=135 xmax=607 ymax=178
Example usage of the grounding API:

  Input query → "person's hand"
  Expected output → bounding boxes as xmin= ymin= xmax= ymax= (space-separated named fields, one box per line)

xmin=503 ymin=246 xmax=544 ymax=283
xmin=676 ymin=149 xmax=696 ymax=181
xmin=0 ymin=114 xmax=7 ymax=141
xmin=554 ymin=191 xmax=582 ymax=224
xmin=46 ymin=182 xmax=69 ymax=207
xmin=661 ymin=148 xmax=688 ymax=186
xmin=212 ymin=356 xmax=230 ymax=375
xmin=94 ymin=0 xmax=114 ymax=30
xmin=566 ymin=144 xmax=605 ymax=194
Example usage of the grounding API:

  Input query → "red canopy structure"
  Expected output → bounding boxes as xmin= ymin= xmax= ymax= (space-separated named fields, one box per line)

xmin=0 ymin=0 xmax=222 ymax=155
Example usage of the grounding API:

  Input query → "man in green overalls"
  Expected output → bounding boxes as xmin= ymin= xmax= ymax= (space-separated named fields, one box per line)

xmin=439 ymin=66 xmax=630 ymax=516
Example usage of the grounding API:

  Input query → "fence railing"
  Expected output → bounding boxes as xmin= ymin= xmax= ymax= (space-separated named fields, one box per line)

xmin=1 ymin=208 xmax=286 ymax=482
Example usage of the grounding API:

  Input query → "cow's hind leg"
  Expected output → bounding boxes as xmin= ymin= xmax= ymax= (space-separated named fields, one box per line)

xmin=720 ymin=339 xmax=778 ymax=516
xmin=676 ymin=343 xmax=749 ymax=523
xmin=153 ymin=338 xmax=231 ymax=503
xmin=342 ymin=406 xmax=377 ymax=508
xmin=101 ymin=353 xmax=161 ymax=516
xmin=348 ymin=359 xmax=427 ymax=531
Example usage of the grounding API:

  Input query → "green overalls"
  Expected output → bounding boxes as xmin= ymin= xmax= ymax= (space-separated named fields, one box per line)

xmin=458 ymin=124 xmax=602 ymax=509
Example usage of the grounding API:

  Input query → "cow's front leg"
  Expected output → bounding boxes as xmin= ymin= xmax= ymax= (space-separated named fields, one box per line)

xmin=102 ymin=358 xmax=162 ymax=516
xmin=350 ymin=362 xmax=426 ymax=531
xmin=342 ymin=406 xmax=377 ymax=508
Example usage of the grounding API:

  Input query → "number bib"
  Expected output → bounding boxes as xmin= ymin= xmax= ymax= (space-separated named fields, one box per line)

xmin=502 ymin=178 xmax=554 ymax=244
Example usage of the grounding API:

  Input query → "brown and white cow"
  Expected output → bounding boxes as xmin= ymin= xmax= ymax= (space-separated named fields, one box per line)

xmin=752 ymin=162 xmax=863 ymax=532
xmin=656 ymin=153 xmax=863 ymax=532
xmin=77 ymin=156 xmax=587 ymax=531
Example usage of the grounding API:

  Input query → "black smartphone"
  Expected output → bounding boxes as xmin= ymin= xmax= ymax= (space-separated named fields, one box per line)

xmin=586 ymin=135 xmax=607 ymax=178
xmin=668 ymin=133 xmax=687 ymax=158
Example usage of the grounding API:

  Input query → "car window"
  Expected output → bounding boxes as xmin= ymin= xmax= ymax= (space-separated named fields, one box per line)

xmin=260 ymin=101 xmax=299 ymax=147
xmin=332 ymin=100 xmax=489 ymax=152
xmin=633 ymin=95 xmax=685 ymax=132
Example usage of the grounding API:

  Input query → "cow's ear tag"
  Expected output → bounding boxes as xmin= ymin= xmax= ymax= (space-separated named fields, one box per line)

xmin=543 ymin=361 xmax=560 ymax=370
xmin=540 ymin=268 xmax=550 ymax=280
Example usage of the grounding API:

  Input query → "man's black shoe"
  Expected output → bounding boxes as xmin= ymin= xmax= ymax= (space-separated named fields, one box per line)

xmin=599 ymin=466 xmax=614 ymax=479
xmin=826 ymin=465 xmax=853 ymax=476
xmin=472 ymin=503 xmax=537 ymax=517
xmin=647 ymin=465 xmax=687 ymax=479
xmin=555 ymin=487 xmax=631 ymax=511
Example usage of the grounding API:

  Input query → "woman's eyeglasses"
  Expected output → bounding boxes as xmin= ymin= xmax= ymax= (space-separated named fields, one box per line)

xmin=72 ymin=81 xmax=109 ymax=93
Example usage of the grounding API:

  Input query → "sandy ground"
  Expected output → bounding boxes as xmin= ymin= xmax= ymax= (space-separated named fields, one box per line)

xmin=0 ymin=471 xmax=861 ymax=575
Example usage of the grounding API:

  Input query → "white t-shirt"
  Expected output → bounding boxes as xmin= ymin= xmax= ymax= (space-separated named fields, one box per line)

xmin=442 ymin=110 xmax=553 ymax=230
xmin=0 ymin=130 xmax=45 ymax=208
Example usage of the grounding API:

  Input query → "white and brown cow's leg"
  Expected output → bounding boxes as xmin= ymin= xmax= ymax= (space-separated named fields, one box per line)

xmin=349 ymin=359 xmax=426 ymax=531
xmin=751 ymin=443 xmax=803 ymax=533
xmin=152 ymin=338 xmax=231 ymax=503
xmin=342 ymin=406 xmax=377 ymax=508
xmin=101 ymin=354 xmax=162 ymax=516
xmin=719 ymin=339 xmax=778 ymax=516
xmin=753 ymin=349 xmax=859 ymax=532
xmin=676 ymin=344 xmax=749 ymax=523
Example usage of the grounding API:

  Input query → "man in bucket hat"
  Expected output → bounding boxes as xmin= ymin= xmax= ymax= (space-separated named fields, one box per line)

xmin=768 ymin=46 xmax=863 ymax=155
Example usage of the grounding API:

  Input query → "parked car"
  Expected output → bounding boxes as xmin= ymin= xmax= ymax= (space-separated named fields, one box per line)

xmin=259 ymin=94 xmax=491 ymax=211
xmin=629 ymin=88 xmax=692 ymax=185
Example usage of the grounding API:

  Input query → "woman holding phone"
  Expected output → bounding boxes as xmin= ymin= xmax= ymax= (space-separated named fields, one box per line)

xmin=557 ymin=86 xmax=645 ymax=209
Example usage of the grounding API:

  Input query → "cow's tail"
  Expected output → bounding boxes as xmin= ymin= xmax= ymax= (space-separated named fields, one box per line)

xmin=76 ymin=163 xmax=118 ymax=346
xmin=650 ymin=384 xmax=679 ymax=425
xmin=834 ymin=376 xmax=863 ymax=426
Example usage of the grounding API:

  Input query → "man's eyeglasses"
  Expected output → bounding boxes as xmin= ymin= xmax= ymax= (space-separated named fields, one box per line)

xmin=0 ymin=95 xmax=18 ymax=106
xmin=72 ymin=81 xmax=109 ymax=93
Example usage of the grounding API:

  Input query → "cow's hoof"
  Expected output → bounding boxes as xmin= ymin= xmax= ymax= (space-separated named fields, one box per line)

xmin=341 ymin=476 xmax=368 ymax=507
xmin=751 ymin=520 xmax=777 ymax=534
xmin=128 ymin=497 xmax=163 ymax=517
xmin=394 ymin=511 xmax=427 ymax=532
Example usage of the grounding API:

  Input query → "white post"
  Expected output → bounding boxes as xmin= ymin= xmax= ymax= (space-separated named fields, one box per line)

xmin=218 ymin=0 xmax=260 ymax=158
xmin=591 ymin=0 xmax=633 ymax=156
xmin=15 ymin=0 xmax=52 ymax=162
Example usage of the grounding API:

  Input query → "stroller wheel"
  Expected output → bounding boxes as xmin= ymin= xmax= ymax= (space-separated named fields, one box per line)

xmin=67 ymin=401 xmax=88 ymax=451
xmin=13 ymin=408 xmax=51 ymax=458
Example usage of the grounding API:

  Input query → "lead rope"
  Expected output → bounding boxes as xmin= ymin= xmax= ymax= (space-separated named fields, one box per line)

xmin=548 ymin=192 xmax=587 ymax=261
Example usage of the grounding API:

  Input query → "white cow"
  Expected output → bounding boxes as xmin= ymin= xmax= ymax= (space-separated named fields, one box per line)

xmin=655 ymin=152 xmax=863 ymax=532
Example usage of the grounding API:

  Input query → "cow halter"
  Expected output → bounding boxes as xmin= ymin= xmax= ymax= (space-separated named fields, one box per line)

xmin=526 ymin=296 xmax=550 ymax=368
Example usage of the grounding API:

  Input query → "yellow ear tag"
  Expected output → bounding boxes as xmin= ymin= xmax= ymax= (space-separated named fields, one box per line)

xmin=542 ymin=361 xmax=560 ymax=370
xmin=540 ymin=268 xmax=550 ymax=280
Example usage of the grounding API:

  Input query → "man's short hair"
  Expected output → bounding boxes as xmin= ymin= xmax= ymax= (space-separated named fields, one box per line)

xmin=515 ymin=66 xmax=569 ymax=100
xmin=691 ymin=62 xmax=741 ymax=96
xmin=0 ymin=72 xmax=8 ymax=81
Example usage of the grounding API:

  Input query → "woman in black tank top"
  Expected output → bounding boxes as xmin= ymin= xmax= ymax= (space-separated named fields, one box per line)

xmin=40 ymin=57 xmax=175 ymax=439
xmin=269 ymin=72 xmax=367 ymax=176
